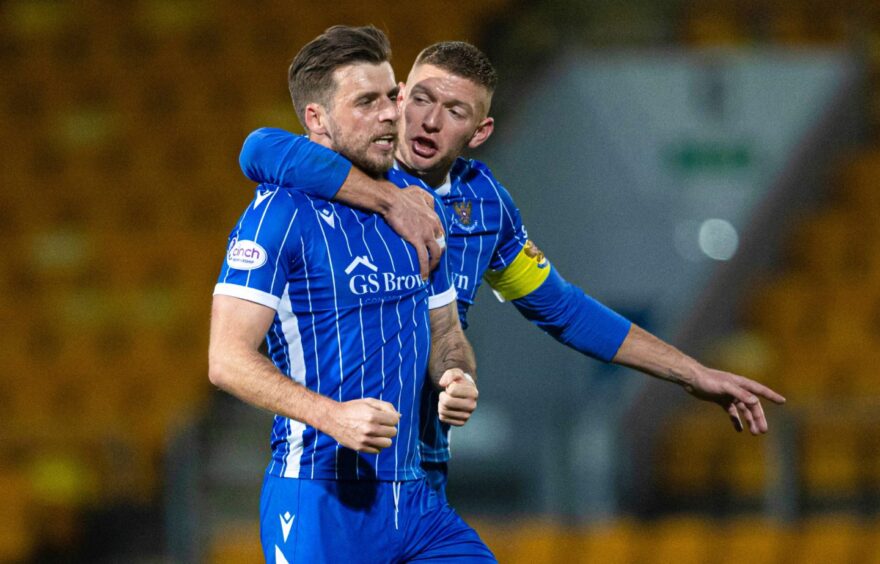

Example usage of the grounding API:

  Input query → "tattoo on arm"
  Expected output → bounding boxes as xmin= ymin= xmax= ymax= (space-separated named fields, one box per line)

xmin=428 ymin=303 xmax=476 ymax=389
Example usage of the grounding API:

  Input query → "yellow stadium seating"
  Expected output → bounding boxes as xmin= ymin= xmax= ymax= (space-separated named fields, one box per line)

xmin=655 ymin=407 xmax=726 ymax=497
xmin=208 ymin=522 xmax=264 ymax=564
xmin=800 ymin=417 xmax=863 ymax=498
xmin=681 ymin=4 xmax=748 ymax=47
xmin=0 ymin=469 xmax=35 ymax=562
xmin=715 ymin=516 xmax=789 ymax=564
xmin=724 ymin=434 xmax=769 ymax=498
xmin=789 ymin=515 xmax=867 ymax=563
xmin=637 ymin=515 xmax=716 ymax=564
xmin=580 ymin=520 xmax=638 ymax=564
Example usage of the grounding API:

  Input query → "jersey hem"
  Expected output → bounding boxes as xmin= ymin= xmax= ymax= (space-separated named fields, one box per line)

xmin=265 ymin=467 xmax=426 ymax=481
xmin=419 ymin=452 xmax=452 ymax=463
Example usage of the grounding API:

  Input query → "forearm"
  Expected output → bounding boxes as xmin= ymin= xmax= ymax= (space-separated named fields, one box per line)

xmin=427 ymin=299 xmax=476 ymax=388
xmin=239 ymin=127 xmax=352 ymax=200
xmin=334 ymin=165 xmax=400 ymax=215
xmin=428 ymin=327 xmax=476 ymax=388
xmin=240 ymin=127 xmax=403 ymax=213
xmin=611 ymin=324 xmax=701 ymax=387
xmin=209 ymin=346 xmax=335 ymax=430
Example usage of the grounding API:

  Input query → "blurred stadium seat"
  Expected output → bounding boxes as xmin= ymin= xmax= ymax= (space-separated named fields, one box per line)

xmin=0 ymin=470 xmax=35 ymax=562
xmin=638 ymin=515 xmax=716 ymax=564
xmin=790 ymin=515 xmax=867 ymax=563
xmin=207 ymin=522 xmax=263 ymax=564
xmin=715 ymin=516 xmax=789 ymax=564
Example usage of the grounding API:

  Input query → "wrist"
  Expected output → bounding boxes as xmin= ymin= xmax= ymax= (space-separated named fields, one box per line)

xmin=671 ymin=358 xmax=702 ymax=388
xmin=376 ymin=182 xmax=399 ymax=217
xmin=305 ymin=394 xmax=339 ymax=433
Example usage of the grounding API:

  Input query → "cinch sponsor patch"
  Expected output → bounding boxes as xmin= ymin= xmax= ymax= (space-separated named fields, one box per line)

xmin=227 ymin=238 xmax=268 ymax=270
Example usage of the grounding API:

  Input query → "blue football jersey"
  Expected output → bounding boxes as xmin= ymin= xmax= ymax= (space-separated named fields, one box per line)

xmin=388 ymin=161 xmax=529 ymax=462
xmin=214 ymin=185 xmax=456 ymax=481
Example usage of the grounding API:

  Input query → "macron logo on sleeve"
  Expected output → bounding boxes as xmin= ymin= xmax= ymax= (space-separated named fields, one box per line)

xmin=253 ymin=188 xmax=275 ymax=209
xmin=226 ymin=237 xmax=268 ymax=270
xmin=319 ymin=208 xmax=336 ymax=228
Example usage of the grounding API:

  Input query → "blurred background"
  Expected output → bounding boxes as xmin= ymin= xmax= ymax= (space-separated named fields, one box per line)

xmin=2 ymin=0 xmax=880 ymax=561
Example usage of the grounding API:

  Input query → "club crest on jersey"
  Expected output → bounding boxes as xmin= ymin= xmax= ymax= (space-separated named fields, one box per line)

xmin=226 ymin=237 xmax=268 ymax=270
xmin=524 ymin=240 xmax=548 ymax=268
xmin=454 ymin=201 xmax=473 ymax=225
xmin=345 ymin=255 xmax=425 ymax=297
xmin=452 ymin=200 xmax=479 ymax=232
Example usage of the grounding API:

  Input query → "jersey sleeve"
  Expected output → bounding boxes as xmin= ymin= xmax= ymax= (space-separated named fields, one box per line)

xmin=214 ymin=187 xmax=301 ymax=310
xmin=426 ymin=195 xmax=457 ymax=310
xmin=511 ymin=264 xmax=631 ymax=362
xmin=239 ymin=127 xmax=352 ymax=200
xmin=477 ymin=164 xmax=545 ymax=300
xmin=483 ymin=170 xmax=529 ymax=272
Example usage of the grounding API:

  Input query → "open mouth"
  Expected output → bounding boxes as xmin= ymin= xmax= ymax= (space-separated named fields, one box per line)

xmin=372 ymin=133 xmax=396 ymax=150
xmin=411 ymin=136 xmax=438 ymax=159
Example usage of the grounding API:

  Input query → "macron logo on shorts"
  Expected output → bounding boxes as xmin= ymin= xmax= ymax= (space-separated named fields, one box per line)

xmin=226 ymin=238 xmax=268 ymax=270
xmin=280 ymin=511 xmax=295 ymax=542
xmin=275 ymin=545 xmax=291 ymax=564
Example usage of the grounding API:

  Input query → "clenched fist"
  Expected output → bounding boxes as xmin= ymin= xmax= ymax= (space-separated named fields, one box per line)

xmin=325 ymin=398 xmax=400 ymax=453
xmin=438 ymin=369 xmax=478 ymax=427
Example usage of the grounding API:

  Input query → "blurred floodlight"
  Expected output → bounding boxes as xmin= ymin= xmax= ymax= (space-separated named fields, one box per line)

xmin=698 ymin=218 xmax=738 ymax=260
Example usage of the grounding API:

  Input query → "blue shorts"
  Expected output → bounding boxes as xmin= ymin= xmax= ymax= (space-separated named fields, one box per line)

xmin=260 ymin=473 xmax=495 ymax=563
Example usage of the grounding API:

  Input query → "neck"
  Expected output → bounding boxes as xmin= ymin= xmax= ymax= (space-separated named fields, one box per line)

xmin=395 ymin=156 xmax=448 ymax=188
xmin=308 ymin=132 xmax=333 ymax=150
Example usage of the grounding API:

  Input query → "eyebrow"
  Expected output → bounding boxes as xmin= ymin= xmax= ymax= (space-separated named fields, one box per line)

xmin=409 ymin=84 xmax=474 ymax=113
xmin=354 ymin=85 xmax=400 ymax=103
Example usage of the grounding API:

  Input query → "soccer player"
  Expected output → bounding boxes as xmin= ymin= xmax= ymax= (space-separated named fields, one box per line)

xmin=208 ymin=27 xmax=495 ymax=562
xmin=238 ymin=41 xmax=787 ymax=501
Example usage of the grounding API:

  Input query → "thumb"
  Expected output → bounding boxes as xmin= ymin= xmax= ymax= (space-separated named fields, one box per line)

xmin=439 ymin=369 xmax=466 ymax=389
xmin=365 ymin=398 xmax=400 ymax=416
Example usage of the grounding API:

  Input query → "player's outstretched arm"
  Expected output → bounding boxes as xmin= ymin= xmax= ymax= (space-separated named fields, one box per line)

xmin=428 ymin=301 xmax=478 ymax=427
xmin=492 ymin=246 xmax=785 ymax=434
xmin=209 ymin=295 xmax=399 ymax=453
xmin=239 ymin=127 xmax=444 ymax=279
xmin=612 ymin=324 xmax=786 ymax=435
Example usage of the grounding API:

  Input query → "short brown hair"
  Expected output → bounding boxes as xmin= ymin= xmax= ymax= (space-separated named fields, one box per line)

xmin=288 ymin=25 xmax=392 ymax=128
xmin=414 ymin=41 xmax=498 ymax=94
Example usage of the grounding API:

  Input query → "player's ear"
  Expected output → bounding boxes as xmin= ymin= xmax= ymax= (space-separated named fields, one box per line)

xmin=304 ymin=103 xmax=328 ymax=135
xmin=468 ymin=116 xmax=494 ymax=149
xmin=396 ymin=81 xmax=406 ymax=109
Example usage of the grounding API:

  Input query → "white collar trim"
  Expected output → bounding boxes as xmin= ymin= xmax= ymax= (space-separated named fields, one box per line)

xmin=393 ymin=160 xmax=451 ymax=196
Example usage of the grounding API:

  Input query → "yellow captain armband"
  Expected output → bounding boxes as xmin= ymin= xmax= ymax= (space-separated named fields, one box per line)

xmin=483 ymin=240 xmax=551 ymax=302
